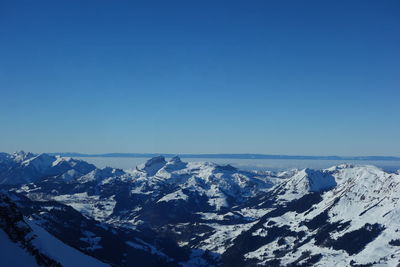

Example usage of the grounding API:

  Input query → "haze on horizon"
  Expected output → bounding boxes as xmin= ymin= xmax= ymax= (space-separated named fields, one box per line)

xmin=1 ymin=1 xmax=399 ymax=156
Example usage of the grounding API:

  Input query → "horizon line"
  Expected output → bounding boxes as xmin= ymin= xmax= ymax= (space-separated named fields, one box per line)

xmin=44 ymin=152 xmax=400 ymax=161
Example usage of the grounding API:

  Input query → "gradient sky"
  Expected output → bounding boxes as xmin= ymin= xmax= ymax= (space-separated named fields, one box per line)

xmin=0 ymin=1 xmax=399 ymax=156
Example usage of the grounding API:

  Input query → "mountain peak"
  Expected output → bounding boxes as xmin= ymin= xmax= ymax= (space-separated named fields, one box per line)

xmin=304 ymin=168 xmax=337 ymax=192
xmin=145 ymin=156 xmax=166 ymax=167
xmin=139 ymin=156 xmax=167 ymax=176
xmin=21 ymin=153 xmax=55 ymax=171
xmin=215 ymin=164 xmax=237 ymax=172
xmin=12 ymin=150 xmax=35 ymax=162
xmin=169 ymin=155 xmax=182 ymax=163
xmin=78 ymin=167 xmax=125 ymax=183
xmin=277 ymin=168 xmax=337 ymax=201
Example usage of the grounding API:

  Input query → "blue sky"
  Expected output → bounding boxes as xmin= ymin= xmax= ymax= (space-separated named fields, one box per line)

xmin=0 ymin=1 xmax=399 ymax=155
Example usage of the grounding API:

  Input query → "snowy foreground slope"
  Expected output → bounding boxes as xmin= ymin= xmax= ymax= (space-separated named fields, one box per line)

xmin=0 ymin=151 xmax=400 ymax=266
xmin=0 ymin=193 xmax=109 ymax=267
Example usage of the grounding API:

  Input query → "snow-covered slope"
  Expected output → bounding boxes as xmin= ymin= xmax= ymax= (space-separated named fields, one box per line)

xmin=2 ymin=190 xmax=188 ymax=267
xmin=0 ymin=229 xmax=40 ymax=267
xmin=272 ymin=168 xmax=337 ymax=202
xmin=223 ymin=165 xmax=400 ymax=266
xmin=0 ymin=192 xmax=109 ymax=267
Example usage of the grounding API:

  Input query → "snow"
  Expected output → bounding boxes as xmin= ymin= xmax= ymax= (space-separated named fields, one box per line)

xmin=242 ymin=165 xmax=400 ymax=266
xmin=126 ymin=238 xmax=172 ymax=260
xmin=157 ymin=190 xmax=188 ymax=202
xmin=237 ymin=207 xmax=272 ymax=220
xmin=126 ymin=241 xmax=147 ymax=250
xmin=52 ymin=156 xmax=69 ymax=167
xmin=12 ymin=151 xmax=35 ymax=163
xmin=195 ymin=212 xmax=239 ymax=221
xmin=179 ymin=249 xmax=211 ymax=267
xmin=53 ymin=193 xmax=116 ymax=221
xmin=137 ymin=156 xmax=167 ymax=176
xmin=27 ymin=221 xmax=109 ymax=267
xmin=6 ymin=153 xmax=400 ymax=266
xmin=80 ymin=230 xmax=102 ymax=251
xmin=306 ymin=168 xmax=337 ymax=192
xmin=22 ymin=153 xmax=55 ymax=172
xmin=207 ymin=194 xmax=229 ymax=211
xmin=0 ymin=229 xmax=39 ymax=267
xmin=78 ymin=167 xmax=124 ymax=183
xmin=276 ymin=168 xmax=337 ymax=201
xmin=60 ymin=169 xmax=80 ymax=181
xmin=196 ymin=222 xmax=257 ymax=254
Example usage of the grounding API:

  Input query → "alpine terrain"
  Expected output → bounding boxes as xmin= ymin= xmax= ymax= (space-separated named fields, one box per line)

xmin=0 ymin=151 xmax=399 ymax=266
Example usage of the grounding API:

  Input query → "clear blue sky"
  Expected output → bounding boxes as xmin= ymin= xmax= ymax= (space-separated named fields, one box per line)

xmin=0 ymin=1 xmax=399 ymax=156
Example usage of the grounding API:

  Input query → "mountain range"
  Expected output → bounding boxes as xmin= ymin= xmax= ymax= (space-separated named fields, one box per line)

xmin=1 ymin=151 xmax=399 ymax=266
xmin=48 ymin=152 xmax=400 ymax=161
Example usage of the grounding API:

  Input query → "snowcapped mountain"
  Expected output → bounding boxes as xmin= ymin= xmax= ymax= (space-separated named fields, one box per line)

xmin=0 ymin=151 xmax=96 ymax=184
xmin=223 ymin=164 xmax=400 ymax=266
xmin=1 ymin=152 xmax=400 ymax=266
xmin=17 ymin=155 xmax=276 ymax=226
